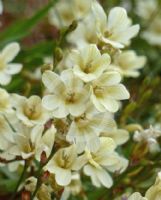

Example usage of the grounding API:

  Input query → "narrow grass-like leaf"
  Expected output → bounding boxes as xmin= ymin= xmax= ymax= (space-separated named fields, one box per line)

xmin=0 ymin=0 xmax=58 ymax=47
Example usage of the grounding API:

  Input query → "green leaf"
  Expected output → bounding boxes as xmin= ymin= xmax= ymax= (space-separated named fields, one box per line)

xmin=0 ymin=179 xmax=17 ymax=194
xmin=0 ymin=0 xmax=58 ymax=47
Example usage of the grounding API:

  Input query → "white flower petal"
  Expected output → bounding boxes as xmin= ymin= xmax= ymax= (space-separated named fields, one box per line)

xmin=83 ymin=164 xmax=101 ymax=187
xmin=1 ymin=42 xmax=20 ymax=63
xmin=0 ymin=72 xmax=11 ymax=85
xmin=55 ymin=168 xmax=72 ymax=186
xmin=96 ymin=168 xmax=113 ymax=188
xmin=107 ymin=7 xmax=128 ymax=31
xmin=52 ymin=103 xmax=69 ymax=118
xmin=61 ymin=69 xmax=84 ymax=91
xmin=42 ymin=70 xmax=65 ymax=93
xmin=103 ymin=129 xmax=129 ymax=145
xmin=90 ymin=88 xmax=106 ymax=112
xmin=128 ymin=192 xmax=146 ymax=200
xmin=104 ymin=84 xmax=130 ymax=100
xmin=30 ymin=125 xmax=44 ymax=145
xmin=100 ymin=98 xmax=119 ymax=113
xmin=72 ymin=154 xmax=88 ymax=170
xmin=86 ymin=134 xmax=100 ymax=152
xmin=101 ymin=36 xmax=124 ymax=48
xmin=5 ymin=63 xmax=22 ymax=74
xmin=117 ymin=25 xmax=140 ymax=44
xmin=91 ymin=1 xmax=107 ymax=31
xmin=99 ymin=137 xmax=116 ymax=153
xmin=42 ymin=95 xmax=59 ymax=111
xmin=96 ymin=71 xmax=121 ymax=86
xmin=81 ymin=44 xmax=101 ymax=65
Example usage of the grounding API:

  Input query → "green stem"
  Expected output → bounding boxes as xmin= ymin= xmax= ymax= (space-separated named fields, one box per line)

xmin=53 ymin=20 xmax=77 ymax=70
xmin=0 ymin=156 xmax=23 ymax=164
xmin=3 ymin=114 xmax=16 ymax=132
xmin=11 ymin=161 xmax=28 ymax=200
xmin=31 ymin=146 xmax=55 ymax=200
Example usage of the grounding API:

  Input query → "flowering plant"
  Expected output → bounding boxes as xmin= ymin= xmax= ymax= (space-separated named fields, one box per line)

xmin=0 ymin=0 xmax=161 ymax=199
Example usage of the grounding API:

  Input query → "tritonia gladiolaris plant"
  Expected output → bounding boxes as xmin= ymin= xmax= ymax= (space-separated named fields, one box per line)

xmin=0 ymin=0 xmax=161 ymax=199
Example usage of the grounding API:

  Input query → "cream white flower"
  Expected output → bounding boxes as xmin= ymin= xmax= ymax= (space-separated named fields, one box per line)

xmin=110 ymin=51 xmax=146 ymax=78
xmin=0 ymin=0 xmax=3 ymax=14
xmin=134 ymin=125 xmax=161 ymax=153
xmin=42 ymin=69 xmax=89 ymax=118
xmin=68 ymin=10 xmax=99 ymax=48
xmin=0 ymin=113 xmax=17 ymax=166
xmin=83 ymin=137 xmax=128 ymax=188
xmin=70 ymin=44 xmax=111 ymax=82
xmin=34 ymin=125 xmax=56 ymax=161
xmin=145 ymin=172 xmax=161 ymax=200
xmin=101 ymin=125 xmax=129 ymax=146
xmin=91 ymin=71 xmax=130 ymax=112
xmin=136 ymin=0 xmax=161 ymax=46
xmin=0 ymin=114 xmax=15 ymax=151
xmin=128 ymin=192 xmax=147 ymax=200
xmin=0 ymin=88 xmax=12 ymax=113
xmin=25 ymin=177 xmax=51 ymax=200
xmin=69 ymin=3 xmax=139 ymax=49
xmin=45 ymin=145 xmax=87 ymax=186
xmin=128 ymin=172 xmax=161 ymax=200
xmin=99 ymin=7 xmax=140 ymax=48
xmin=67 ymin=103 xmax=116 ymax=153
xmin=60 ymin=173 xmax=82 ymax=200
xmin=48 ymin=0 xmax=92 ymax=28
xmin=9 ymin=124 xmax=56 ymax=160
xmin=0 ymin=42 xmax=22 ymax=85
xmin=136 ymin=0 xmax=157 ymax=20
xmin=0 ymin=112 xmax=19 ymax=159
xmin=142 ymin=16 xmax=161 ymax=46
xmin=11 ymin=94 xmax=50 ymax=127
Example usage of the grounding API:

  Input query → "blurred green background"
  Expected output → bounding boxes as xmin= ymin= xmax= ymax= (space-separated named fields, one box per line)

xmin=0 ymin=0 xmax=161 ymax=199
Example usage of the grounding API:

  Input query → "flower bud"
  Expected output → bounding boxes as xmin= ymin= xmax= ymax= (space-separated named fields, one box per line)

xmin=40 ymin=151 xmax=47 ymax=165
xmin=67 ymin=20 xmax=78 ymax=33
xmin=54 ymin=47 xmax=63 ymax=63
xmin=41 ymin=171 xmax=50 ymax=183
xmin=21 ymin=190 xmax=31 ymax=200
xmin=41 ymin=64 xmax=53 ymax=73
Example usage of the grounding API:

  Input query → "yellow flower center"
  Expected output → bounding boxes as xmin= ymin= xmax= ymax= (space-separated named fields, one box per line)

xmin=56 ymin=150 xmax=72 ymax=169
xmin=104 ymin=30 xmax=113 ymax=38
xmin=23 ymin=103 xmax=42 ymax=120
xmin=93 ymin=86 xmax=105 ymax=97
xmin=83 ymin=62 xmax=93 ymax=74
xmin=66 ymin=92 xmax=76 ymax=103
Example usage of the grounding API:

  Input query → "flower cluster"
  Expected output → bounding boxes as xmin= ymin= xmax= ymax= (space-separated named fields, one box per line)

xmin=1 ymin=0 xmax=159 ymax=199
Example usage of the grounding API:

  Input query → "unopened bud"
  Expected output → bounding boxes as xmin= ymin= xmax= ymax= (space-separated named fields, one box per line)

xmin=139 ymin=90 xmax=152 ymax=105
xmin=125 ymin=124 xmax=143 ymax=132
xmin=41 ymin=171 xmax=50 ymax=183
xmin=41 ymin=64 xmax=53 ymax=73
xmin=44 ymin=119 xmax=53 ymax=130
xmin=23 ymin=82 xmax=31 ymax=97
xmin=124 ymin=102 xmax=137 ymax=114
xmin=21 ymin=190 xmax=31 ymax=200
xmin=40 ymin=151 xmax=47 ymax=164
xmin=68 ymin=20 xmax=77 ymax=32
xmin=54 ymin=47 xmax=63 ymax=63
